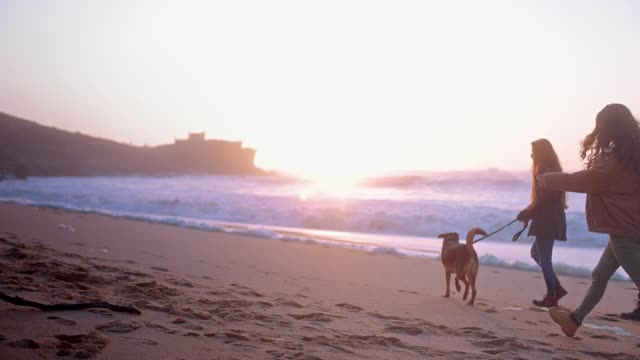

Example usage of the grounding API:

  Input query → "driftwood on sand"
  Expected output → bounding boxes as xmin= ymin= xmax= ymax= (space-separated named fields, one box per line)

xmin=0 ymin=292 xmax=141 ymax=314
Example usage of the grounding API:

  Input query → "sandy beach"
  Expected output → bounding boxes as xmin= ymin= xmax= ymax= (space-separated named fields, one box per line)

xmin=0 ymin=202 xmax=638 ymax=359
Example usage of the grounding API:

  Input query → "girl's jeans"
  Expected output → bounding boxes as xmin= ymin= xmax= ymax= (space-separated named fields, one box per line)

xmin=531 ymin=237 xmax=558 ymax=296
xmin=572 ymin=235 xmax=640 ymax=323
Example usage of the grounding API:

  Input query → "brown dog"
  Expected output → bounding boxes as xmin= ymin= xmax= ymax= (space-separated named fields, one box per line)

xmin=438 ymin=228 xmax=486 ymax=305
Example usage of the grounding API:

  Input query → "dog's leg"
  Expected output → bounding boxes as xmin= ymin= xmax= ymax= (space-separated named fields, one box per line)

xmin=457 ymin=275 xmax=469 ymax=300
xmin=467 ymin=273 xmax=477 ymax=306
xmin=454 ymin=278 xmax=461 ymax=292
xmin=443 ymin=271 xmax=451 ymax=297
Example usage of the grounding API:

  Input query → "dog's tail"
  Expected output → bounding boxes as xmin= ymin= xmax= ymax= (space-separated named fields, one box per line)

xmin=466 ymin=228 xmax=487 ymax=248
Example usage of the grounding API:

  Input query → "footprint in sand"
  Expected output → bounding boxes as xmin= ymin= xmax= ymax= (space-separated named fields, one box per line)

xmin=397 ymin=290 xmax=420 ymax=295
xmin=206 ymin=289 xmax=230 ymax=296
xmin=54 ymin=332 xmax=110 ymax=358
xmin=182 ymin=324 xmax=204 ymax=331
xmin=580 ymin=350 xmax=637 ymax=359
xmin=335 ymin=303 xmax=363 ymax=312
xmin=123 ymin=280 xmax=182 ymax=298
xmin=481 ymin=348 xmax=509 ymax=355
xmin=288 ymin=313 xmax=341 ymax=322
xmin=8 ymin=339 xmax=40 ymax=349
xmin=165 ymin=277 xmax=195 ymax=288
xmin=471 ymin=338 xmax=534 ymax=355
xmin=95 ymin=320 xmax=142 ymax=333
xmin=276 ymin=298 xmax=303 ymax=308
xmin=123 ymin=270 xmax=152 ymax=278
xmin=205 ymin=332 xmax=250 ymax=343
xmin=87 ymin=308 xmax=114 ymax=317
xmin=459 ymin=327 xmax=498 ymax=340
xmin=144 ymin=321 xmax=178 ymax=335
xmin=384 ymin=325 xmax=423 ymax=336
xmin=123 ymin=336 xmax=158 ymax=346
xmin=47 ymin=316 xmax=78 ymax=326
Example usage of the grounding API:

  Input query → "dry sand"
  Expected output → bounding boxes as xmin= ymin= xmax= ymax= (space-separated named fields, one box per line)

xmin=0 ymin=202 xmax=638 ymax=359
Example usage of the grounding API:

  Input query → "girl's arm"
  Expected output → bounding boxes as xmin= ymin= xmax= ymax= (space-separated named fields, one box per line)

xmin=536 ymin=172 xmax=596 ymax=194
xmin=537 ymin=158 xmax=614 ymax=194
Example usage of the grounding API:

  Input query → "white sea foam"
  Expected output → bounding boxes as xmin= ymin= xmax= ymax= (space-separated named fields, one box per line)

xmin=57 ymin=223 xmax=76 ymax=232
xmin=583 ymin=323 xmax=637 ymax=337
xmin=231 ymin=227 xmax=280 ymax=239
xmin=372 ymin=246 xmax=404 ymax=256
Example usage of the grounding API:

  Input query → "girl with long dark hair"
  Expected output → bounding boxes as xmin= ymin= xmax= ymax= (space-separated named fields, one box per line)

xmin=517 ymin=139 xmax=568 ymax=307
xmin=538 ymin=103 xmax=640 ymax=337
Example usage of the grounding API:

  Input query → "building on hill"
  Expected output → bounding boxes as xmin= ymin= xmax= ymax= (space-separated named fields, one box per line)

xmin=175 ymin=132 xmax=206 ymax=144
xmin=165 ymin=132 xmax=256 ymax=174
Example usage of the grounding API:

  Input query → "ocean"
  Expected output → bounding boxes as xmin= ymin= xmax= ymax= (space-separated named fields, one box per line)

xmin=0 ymin=170 xmax=628 ymax=281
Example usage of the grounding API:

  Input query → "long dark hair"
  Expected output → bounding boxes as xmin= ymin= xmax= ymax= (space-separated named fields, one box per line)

xmin=581 ymin=104 xmax=640 ymax=173
xmin=530 ymin=138 xmax=567 ymax=209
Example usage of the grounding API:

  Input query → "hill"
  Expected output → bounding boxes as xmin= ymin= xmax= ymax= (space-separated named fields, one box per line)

xmin=0 ymin=112 xmax=260 ymax=177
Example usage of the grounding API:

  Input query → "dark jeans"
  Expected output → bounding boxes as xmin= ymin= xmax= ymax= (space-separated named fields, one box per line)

xmin=531 ymin=237 xmax=558 ymax=296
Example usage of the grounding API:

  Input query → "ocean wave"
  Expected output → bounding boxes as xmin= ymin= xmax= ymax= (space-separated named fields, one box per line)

xmin=0 ymin=175 xmax=606 ymax=249
xmin=361 ymin=170 xmax=529 ymax=188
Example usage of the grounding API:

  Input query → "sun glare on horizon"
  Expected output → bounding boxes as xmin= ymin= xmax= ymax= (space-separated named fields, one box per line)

xmin=296 ymin=175 xmax=364 ymax=201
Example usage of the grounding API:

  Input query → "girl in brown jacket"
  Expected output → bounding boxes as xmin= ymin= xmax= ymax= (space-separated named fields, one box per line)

xmin=537 ymin=103 xmax=640 ymax=337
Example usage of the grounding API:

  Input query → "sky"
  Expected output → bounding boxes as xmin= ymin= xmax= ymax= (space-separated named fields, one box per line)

xmin=0 ymin=0 xmax=639 ymax=180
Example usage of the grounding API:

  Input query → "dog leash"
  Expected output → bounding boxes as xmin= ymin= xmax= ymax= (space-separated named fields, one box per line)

xmin=472 ymin=218 xmax=528 ymax=244
xmin=511 ymin=219 xmax=529 ymax=242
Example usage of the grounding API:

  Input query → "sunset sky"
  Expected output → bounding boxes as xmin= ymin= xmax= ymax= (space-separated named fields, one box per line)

xmin=1 ymin=1 xmax=639 ymax=180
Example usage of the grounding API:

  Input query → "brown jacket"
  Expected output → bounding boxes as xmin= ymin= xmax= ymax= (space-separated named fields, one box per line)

xmin=537 ymin=152 xmax=640 ymax=238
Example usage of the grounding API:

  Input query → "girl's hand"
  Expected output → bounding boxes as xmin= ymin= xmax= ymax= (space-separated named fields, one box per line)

xmin=516 ymin=209 xmax=529 ymax=222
